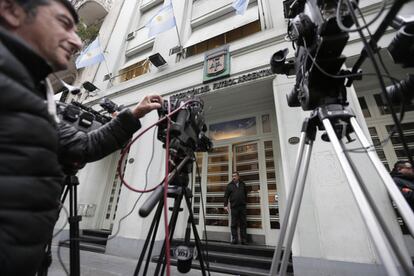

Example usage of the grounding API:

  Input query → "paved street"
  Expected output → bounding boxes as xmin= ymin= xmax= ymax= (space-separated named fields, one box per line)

xmin=48 ymin=246 xmax=236 ymax=276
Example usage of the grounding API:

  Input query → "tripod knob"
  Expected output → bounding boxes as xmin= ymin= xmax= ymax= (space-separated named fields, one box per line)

xmin=321 ymin=132 xmax=330 ymax=142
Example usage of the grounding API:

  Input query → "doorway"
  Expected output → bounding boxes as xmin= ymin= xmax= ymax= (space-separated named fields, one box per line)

xmin=192 ymin=113 xmax=280 ymax=245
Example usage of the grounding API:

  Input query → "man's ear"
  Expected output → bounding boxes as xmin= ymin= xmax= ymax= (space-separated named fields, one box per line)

xmin=0 ymin=0 xmax=26 ymax=29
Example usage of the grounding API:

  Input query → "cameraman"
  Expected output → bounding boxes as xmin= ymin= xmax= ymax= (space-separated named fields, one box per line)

xmin=0 ymin=0 xmax=161 ymax=275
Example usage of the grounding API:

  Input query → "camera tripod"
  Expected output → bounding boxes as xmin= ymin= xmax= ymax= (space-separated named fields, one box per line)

xmin=270 ymin=104 xmax=414 ymax=276
xmin=60 ymin=174 xmax=82 ymax=276
xmin=134 ymin=156 xmax=208 ymax=276
xmin=36 ymin=173 xmax=82 ymax=276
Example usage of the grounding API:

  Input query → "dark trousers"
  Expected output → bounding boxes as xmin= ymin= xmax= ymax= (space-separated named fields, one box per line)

xmin=230 ymin=206 xmax=247 ymax=242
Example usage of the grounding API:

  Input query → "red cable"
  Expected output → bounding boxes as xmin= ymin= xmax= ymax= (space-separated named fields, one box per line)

xmin=115 ymin=99 xmax=202 ymax=275
xmin=117 ymin=99 xmax=201 ymax=193
xmin=164 ymin=98 xmax=171 ymax=276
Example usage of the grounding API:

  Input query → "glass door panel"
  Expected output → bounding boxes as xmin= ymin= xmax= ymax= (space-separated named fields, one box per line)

xmin=264 ymin=140 xmax=279 ymax=229
xmin=368 ymin=127 xmax=389 ymax=170
xmin=386 ymin=122 xmax=414 ymax=159
xmin=205 ymin=146 xmax=229 ymax=227
xmin=234 ymin=142 xmax=262 ymax=229
xmin=192 ymin=152 xmax=203 ymax=225
xmin=101 ymin=151 xmax=127 ymax=230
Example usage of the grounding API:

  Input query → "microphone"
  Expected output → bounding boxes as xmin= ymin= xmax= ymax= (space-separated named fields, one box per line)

xmin=175 ymin=245 xmax=194 ymax=273
xmin=139 ymin=185 xmax=164 ymax=217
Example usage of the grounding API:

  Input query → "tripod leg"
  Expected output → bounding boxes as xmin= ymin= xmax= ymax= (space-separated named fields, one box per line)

xmin=183 ymin=190 xmax=207 ymax=276
xmin=278 ymin=140 xmax=313 ymax=276
xmin=143 ymin=215 xmax=163 ymax=276
xmin=60 ymin=185 xmax=69 ymax=205
xmin=342 ymin=137 xmax=414 ymax=276
xmin=155 ymin=194 xmax=183 ymax=276
xmin=323 ymin=118 xmax=401 ymax=276
xmin=69 ymin=182 xmax=81 ymax=276
xmin=351 ymin=117 xmax=414 ymax=237
xmin=270 ymin=130 xmax=309 ymax=276
xmin=134 ymin=200 xmax=164 ymax=276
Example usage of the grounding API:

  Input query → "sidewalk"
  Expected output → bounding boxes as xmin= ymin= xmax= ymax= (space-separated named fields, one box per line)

xmin=48 ymin=246 xmax=236 ymax=276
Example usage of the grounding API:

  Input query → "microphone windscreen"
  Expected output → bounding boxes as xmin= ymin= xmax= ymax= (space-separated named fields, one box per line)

xmin=175 ymin=245 xmax=193 ymax=273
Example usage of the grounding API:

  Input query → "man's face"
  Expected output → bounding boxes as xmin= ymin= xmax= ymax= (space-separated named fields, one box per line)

xmin=232 ymin=173 xmax=239 ymax=182
xmin=399 ymin=162 xmax=414 ymax=177
xmin=14 ymin=1 xmax=82 ymax=71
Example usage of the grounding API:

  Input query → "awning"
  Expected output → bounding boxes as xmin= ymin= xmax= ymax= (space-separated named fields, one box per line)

xmin=184 ymin=5 xmax=259 ymax=48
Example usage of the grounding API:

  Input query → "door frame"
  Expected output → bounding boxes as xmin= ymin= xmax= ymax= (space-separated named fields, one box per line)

xmin=194 ymin=109 xmax=281 ymax=244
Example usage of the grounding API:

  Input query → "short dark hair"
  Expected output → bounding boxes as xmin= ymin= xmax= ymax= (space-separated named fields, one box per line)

xmin=392 ymin=160 xmax=412 ymax=173
xmin=15 ymin=0 xmax=79 ymax=23
xmin=232 ymin=171 xmax=239 ymax=176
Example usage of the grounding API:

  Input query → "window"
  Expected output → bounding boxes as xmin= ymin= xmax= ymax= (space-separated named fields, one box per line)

xmin=386 ymin=123 xmax=414 ymax=159
xmin=186 ymin=20 xmax=261 ymax=57
xmin=262 ymin=114 xmax=271 ymax=133
xmin=209 ymin=117 xmax=257 ymax=141
xmin=117 ymin=59 xmax=150 ymax=83
xmin=357 ymin=92 xmax=414 ymax=171
xmin=368 ymin=127 xmax=389 ymax=170
xmin=358 ymin=97 xmax=371 ymax=118
xmin=374 ymin=93 xmax=414 ymax=115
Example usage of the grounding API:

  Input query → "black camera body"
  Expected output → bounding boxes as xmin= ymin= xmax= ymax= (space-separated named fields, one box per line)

xmin=57 ymin=101 xmax=111 ymax=133
xmin=271 ymin=0 xmax=356 ymax=110
xmin=99 ymin=98 xmax=124 ymax=114
xmin=157 ymin=97 xmax=212 ymax=158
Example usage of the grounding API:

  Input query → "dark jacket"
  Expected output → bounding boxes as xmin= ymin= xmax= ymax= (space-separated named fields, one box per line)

xmin=391 ymin=171 xmax=414 ymax=209
xmin=0 ymin=28 xmax=140 ymax=275
xmin=224 ymin=180 xmax=248 ymax=209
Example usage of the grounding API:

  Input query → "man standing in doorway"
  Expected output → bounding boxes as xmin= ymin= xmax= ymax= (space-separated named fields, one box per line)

xmin=391 ymin=161 xmax=414 ymax=210
xmin=224 ymin=172 xmax=248 ymax=245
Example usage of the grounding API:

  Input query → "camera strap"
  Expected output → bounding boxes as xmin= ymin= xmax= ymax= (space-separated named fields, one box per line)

xmin=45 ymin=78 xmax=60 ymax=124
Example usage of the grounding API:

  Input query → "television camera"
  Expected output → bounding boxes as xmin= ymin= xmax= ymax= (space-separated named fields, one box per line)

xmin=57 ymin=101 xmax=111 ymax=133
xmin=56 ymin=97 xmax=124 ymax=133
xmin=270 ymin=0 xmax=414 ymax=110
xmin=136 ymin=97 xmax=212 ymax=275
xmin=269 ymin=1 xmax=414 ymax=276
xmin=270 ymin=0 xmax=358 ymax=110
xmin=157 ymin=97 xmax=212 ymax=158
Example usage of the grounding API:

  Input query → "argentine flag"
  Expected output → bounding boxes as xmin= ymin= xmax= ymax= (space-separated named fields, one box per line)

xmin=232 ymin=0 xmax=249 ymax=15
xmin=147 ymin=3 xmax=176 ymax=38
xmin=75 ymin=38 xmax=105 ymax=69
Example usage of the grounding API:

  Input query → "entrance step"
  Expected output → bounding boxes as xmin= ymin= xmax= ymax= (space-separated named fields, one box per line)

xmin=151 ymin=240 xmax=293 ymax=276
xmin=59 ymin=229 xmax=111 ymax=254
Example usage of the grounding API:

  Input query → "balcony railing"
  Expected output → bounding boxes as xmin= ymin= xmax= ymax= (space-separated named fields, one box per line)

xmin=73 ymin=0 xmax=112 ymax=25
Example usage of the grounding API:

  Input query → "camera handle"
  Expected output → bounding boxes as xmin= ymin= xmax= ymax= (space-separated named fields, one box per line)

xmin=270 ymin=104 xmax=414 ymax=276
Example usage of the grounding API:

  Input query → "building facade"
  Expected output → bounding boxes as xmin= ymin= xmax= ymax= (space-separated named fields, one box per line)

xmin=56 ymin=0 xmax=414 ymax=275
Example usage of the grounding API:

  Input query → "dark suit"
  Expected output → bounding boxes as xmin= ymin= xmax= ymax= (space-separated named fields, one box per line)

xmin=391 ymin=172 xmax=414 ymax=210
xmin=224 ymin=180 xmax=248 ymax=243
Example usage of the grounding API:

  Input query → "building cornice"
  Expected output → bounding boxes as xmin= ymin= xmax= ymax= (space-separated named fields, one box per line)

xmin=85 ymin=28 xmax=286 ymax=105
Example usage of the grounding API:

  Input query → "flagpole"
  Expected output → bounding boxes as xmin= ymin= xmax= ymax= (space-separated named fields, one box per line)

xmin=102 ymin=52 xmax=113 ymax=86
xmin=97 ymin=36 xmax=113 ymax=86
xmin=169 ymin=0 xmax=182 ymax=48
